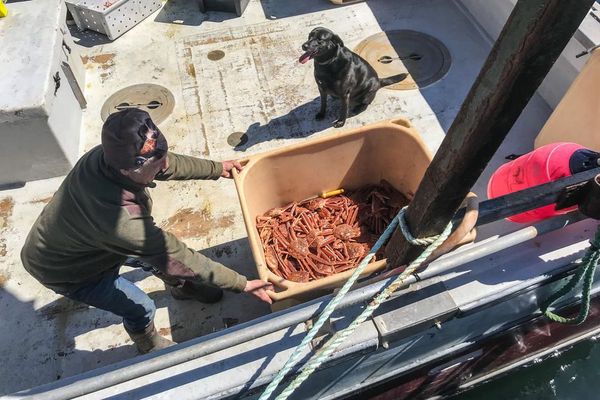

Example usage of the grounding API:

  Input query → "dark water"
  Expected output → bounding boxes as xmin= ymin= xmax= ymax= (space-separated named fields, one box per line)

xmin=452 ymin=336 xmax=600 ymax=400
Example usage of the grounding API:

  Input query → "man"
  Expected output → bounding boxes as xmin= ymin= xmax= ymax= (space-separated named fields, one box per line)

xmin=21 ymin=109 xmax=273 ymax=354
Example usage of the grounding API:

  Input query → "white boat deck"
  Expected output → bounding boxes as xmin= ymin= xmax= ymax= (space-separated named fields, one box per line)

xmin=0 ymin=0 xmax=596 ymax=395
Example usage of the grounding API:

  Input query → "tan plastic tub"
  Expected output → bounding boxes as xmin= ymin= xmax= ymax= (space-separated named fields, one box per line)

xmin=234 ymin=118 xmax=433 ymax=308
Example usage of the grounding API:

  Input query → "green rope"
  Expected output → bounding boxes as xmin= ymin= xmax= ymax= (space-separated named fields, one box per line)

xmin=540 ymin=224 xmax=600 ymax=325
xmin=274 ymin=215 xmax=453 ymax=400
xmin=258 ymin=207 xmax=446 ymax=400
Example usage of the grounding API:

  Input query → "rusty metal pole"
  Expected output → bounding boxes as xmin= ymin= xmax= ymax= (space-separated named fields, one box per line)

xmin=384 ymin=0 xmax=595 ymax=266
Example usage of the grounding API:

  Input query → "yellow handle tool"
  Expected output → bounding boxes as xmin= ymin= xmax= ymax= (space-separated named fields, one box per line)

xmin=0 ymin=2 xmax=7 ymax=18
xmin=320 ymin=188 xmax=344 ymax=198
xmin=300 ymin=188 xmax=345 ymax=203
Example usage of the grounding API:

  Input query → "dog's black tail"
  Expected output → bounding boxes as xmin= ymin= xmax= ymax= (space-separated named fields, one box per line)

xmin=379 ymin=73 xmax=408 ymax=87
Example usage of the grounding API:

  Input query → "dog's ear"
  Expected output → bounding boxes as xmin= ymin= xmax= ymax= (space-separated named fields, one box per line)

xmin=332 ymin=34 xmax=344 ymax=48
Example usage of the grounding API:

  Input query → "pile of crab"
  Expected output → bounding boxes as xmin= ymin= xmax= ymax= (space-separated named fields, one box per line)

xmin=256 ymin=181 xmax=408 ymax=282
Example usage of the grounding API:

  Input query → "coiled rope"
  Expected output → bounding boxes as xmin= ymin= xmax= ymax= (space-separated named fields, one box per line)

xmin=259 ymin=206 xmax=453 ymax=400
xmin=540 ymin=223 xmax=600 ymax=325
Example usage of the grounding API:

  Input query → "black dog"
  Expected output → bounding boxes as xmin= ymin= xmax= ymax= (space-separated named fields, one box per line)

xmin=300 ymin=27 xmax=407 ymax=128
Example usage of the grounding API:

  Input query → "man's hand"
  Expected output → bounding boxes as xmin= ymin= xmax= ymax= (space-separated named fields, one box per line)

xmin=221 ymin=160 xmax=243 ymax=178
xmin=244 ymin=279 xmax=274 ymax=304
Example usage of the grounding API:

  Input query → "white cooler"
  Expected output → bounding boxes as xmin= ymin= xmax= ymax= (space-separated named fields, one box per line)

xmin=0 ymin=0 xmax=86 ymax=187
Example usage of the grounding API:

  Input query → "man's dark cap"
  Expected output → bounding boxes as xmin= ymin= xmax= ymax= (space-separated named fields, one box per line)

xmin=101 ymin=109 xmax=167 ymax=170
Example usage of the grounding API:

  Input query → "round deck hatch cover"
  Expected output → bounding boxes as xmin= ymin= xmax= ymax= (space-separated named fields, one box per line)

xmin=101 ymin=84 xmax=175 ymax=124
xmin=354 ymin=30 xmax=451 ymax=90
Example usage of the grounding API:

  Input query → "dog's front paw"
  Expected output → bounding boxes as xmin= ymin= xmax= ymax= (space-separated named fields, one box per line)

xmin=333 ymin=119 xmax=346 ymax=128
xmin=315 ymin=112 xmax=325 ymax=120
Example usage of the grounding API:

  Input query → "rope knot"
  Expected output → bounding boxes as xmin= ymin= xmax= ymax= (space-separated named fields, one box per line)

xmin=397 ymin=206 xmax=441 ymax=246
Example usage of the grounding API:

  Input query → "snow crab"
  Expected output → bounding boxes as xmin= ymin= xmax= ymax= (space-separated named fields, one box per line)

xmin=256 ymin=181 xmax=408 ymax=282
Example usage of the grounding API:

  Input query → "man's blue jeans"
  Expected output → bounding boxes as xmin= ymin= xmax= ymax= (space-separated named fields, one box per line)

xmin=64 ymin=267 xmax=156 ymax=333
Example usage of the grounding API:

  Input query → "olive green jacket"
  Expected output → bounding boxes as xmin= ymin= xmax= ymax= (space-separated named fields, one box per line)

xmin=21 ymin=146 xmax=247 ymax=293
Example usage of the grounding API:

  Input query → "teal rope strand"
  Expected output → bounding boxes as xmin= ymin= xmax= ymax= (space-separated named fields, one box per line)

xmin=275 ymin=219 xmax=453 ymax=400
xmin=540 ymin=224 xmax=600 ymax=324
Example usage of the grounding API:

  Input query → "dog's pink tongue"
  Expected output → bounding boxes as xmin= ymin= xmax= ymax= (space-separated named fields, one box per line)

xmin=299 ymin=52 xmax=312 ymax=64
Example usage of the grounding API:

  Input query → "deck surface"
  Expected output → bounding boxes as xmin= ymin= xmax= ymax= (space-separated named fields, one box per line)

xmin=0 ymin=0 xmax=560 ymax=394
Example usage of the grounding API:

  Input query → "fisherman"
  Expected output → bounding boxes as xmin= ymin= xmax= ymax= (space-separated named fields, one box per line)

xmin=20 ymin=108 xmax=273 ymax=354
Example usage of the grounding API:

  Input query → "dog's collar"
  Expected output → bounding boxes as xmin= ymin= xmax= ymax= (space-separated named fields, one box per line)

xmin=315 ymin=56 xmax=336 ymax=65
xmin=315 ymin=47 xmax=340 ymax=65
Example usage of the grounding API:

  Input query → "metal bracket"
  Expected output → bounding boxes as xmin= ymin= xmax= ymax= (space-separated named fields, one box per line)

xmin=555 ymin=174 xmax=600 ymax=219
xmin=61 ymin=62 xmax=87 ymax=109
xmin=555 ymin=180 xmax=590 ymax=210
xmin=371 ymin=278 xmax=458 ymax=349
xmin=53 ymin=72 xmax=61 ymax=96
xmin=62 ymin=40 xmax=72 ymax=55
xmin=578 ymin=175 xmax=600 ymax=219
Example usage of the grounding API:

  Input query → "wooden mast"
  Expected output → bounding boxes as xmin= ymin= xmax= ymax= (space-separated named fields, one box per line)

xmin=385 ymin=0 xmax=596 ymax=266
